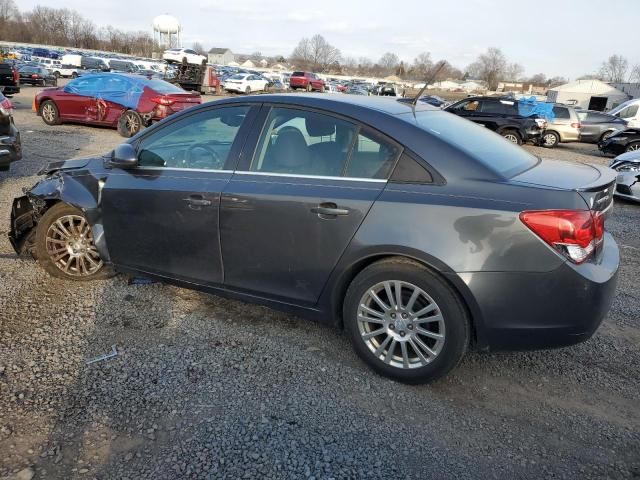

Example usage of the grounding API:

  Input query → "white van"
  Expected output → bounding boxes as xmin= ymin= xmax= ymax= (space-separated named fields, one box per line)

xmin=61 ymin=54 xmax=82 ymax=68
xmin=609 ymin=99 xmax=640 ymax=128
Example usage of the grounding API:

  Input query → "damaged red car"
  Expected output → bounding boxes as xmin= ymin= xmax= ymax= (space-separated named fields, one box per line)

xmin=33 ymin=73 xmax=201 ymax=137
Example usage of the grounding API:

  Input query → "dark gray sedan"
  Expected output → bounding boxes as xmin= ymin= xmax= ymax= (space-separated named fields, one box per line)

xmin=8 ymin=94 xmax=619 ymax=383
xmin=577 ymin=109 xmax=627 ymax=143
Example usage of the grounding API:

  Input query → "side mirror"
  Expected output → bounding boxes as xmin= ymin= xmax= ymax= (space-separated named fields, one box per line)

xmin=110 ymin=144 xmax=138 ymax=169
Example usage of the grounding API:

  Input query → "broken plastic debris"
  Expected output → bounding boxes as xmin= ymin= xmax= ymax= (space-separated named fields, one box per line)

xmin=128 ymin=277 xmax=157 ymax=285
xmin=85 ymin=345 xmax=118 ymax=365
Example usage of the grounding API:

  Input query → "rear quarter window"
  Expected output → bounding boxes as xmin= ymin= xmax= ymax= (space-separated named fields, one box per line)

xmin=552 ymin=107 xmax=570 ymax=119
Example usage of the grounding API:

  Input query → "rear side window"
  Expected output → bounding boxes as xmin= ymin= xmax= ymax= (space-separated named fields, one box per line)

xmin=344 ymin=129 xmax=400 ymax=179
xmin=552 ymin=106 xmax=570 ymax=119
xmin=402 ymin=111 xmax=538 ymax=178
xmin=616 ymin=105 xmax=638 ymax=119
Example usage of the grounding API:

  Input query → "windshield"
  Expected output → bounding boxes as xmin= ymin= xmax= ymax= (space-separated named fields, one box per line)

xmin=229 ymin=74 xmax=246 ymax=80
xmin=400 ymin=110 xmax=539 ymax=178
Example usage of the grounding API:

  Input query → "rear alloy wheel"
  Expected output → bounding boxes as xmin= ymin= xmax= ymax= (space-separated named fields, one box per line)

xmin=344 ymin=258 xmax=469 ymax=383
xmin=117 ymin=110 xmax=142 ymax=138
xmin=599 ymin=131 xmax=615 ymax=142
xmin=626 ymin=142 xmax=640 ymax=152
xmin=542 ymin=131 xmax=560 ymax=148
xmin=40 ymin=100 xmax=60 ymax=125
xmin=34 ymin=203 xmax=112 ymax=281
xmin=501 ymin=130 xmax=521 ymax=145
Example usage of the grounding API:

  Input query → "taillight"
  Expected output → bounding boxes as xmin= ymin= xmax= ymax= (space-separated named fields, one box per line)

xmin=31 ymin=74 xmax=38 ymax=79
xmin=519 ymin=210 xmax=604 ymax=264
xmin=571 ymin=122 xmax=581 ymax=129
xmin=151 ymin=95 xmax=175 ymax=106
xmin=0 ymin=98 xmax=12 ymax=115
xmin=12 ymin=69 xmax=18 ymax=83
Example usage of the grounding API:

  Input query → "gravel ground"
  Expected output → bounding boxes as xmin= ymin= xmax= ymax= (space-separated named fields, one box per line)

xmin=0 ymin=85 xmax=639 ymax=480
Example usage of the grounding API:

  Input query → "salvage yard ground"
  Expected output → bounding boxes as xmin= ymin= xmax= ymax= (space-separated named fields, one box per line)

xmin=0 ymin=84 xmax=639 ymax=479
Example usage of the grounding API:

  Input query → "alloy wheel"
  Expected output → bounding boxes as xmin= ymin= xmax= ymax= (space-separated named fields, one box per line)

xmin=357 ymin=280 xmax=446 ymax=369
xmin=45 ymin=215 xmax=103 ymax=277
xmin=543 ymin=133 xmax=558 ymax=146
xmin=125 ymin=113 xmax=139 ymax=135
xmin=503 ymin=133 xmax=519 ymax=144
xmin=627 ymin=144 xmax=640 ymax=152
xmin=42 ymin=104 xmax=55 ymax=123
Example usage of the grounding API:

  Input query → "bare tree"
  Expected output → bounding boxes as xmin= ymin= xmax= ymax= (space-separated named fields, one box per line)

xmin=378 ymin=52 xmax=400 ymax=75
xmin=599 ymin=55 xmax=629 ymax=83
xmin=527 ymin=73 xmax=547 ymax=84
xmin=0 ymin=0 xmax=19 ymax=23
xmin=505 ymin=62 xmax=524 ymax=81
xmin=290 ymin=34 xmax=340 ymax=72
xmin=412 ymin=51 xmax=433 ymax=79
xmin=192 ymin=42 xmax=206 ymax=55
xmin=628 ymin=64 xmax=640 ymax=82
xmin=467 ymin=47 xmax=507 ymax=90
xmin=547 ymin=76 xmax=567 ymax=88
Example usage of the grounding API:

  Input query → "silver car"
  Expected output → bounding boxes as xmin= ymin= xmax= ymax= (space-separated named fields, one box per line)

xmin=541 ymin=104 xmax=581 ymax=148
xmin=578 ymin=110 xmax=627 ymax=143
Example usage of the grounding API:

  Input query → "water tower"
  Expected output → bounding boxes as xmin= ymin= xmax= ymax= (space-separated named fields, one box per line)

xmin=153 ymin=14 xmax=181 ymax=49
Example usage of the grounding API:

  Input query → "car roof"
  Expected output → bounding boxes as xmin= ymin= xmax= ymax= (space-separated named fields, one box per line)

xmin=214 ymin=93 xmax=437 ymax=117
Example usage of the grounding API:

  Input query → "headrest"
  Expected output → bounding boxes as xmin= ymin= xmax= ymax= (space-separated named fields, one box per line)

xmin=305 ymin=115 xmax=336 ymax=137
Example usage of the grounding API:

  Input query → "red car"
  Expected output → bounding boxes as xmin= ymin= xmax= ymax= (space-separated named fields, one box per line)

xmin=34 ymin=73 xmax=201 ymax=137
xmin=289 ymin=71 xmax=325 ymax=92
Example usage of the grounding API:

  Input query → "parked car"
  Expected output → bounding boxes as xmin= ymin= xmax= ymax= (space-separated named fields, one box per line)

xmin=0 ymin=91 xmax=21 ymax=170
xmin=608 ymin=99 xmax=640 ymax=128
xmin=9 ymin=94 xmax=618 ymax=383
xmin=34 ymin=73 xmax=201 ymax=137
xmin=598 ymin=128 xmax=640 ymax=156
xmin=50 ymin=64 xmax=80 ymax=79
xmin=0 ymin=62 xmax=20 ymax=96
xmin=418 ymin=95 xmax=447 ymax=107
xmin=445 ymin=96 xmax=544 ymax=145
xmin=18 ymin=66 xmax=57 ymax=86
xmin=324 ymin=84 xmax=342 ymax=94
xmin=107 ymin=59 xmax=139 ymax=73
xmin=577 ymin=110 xmax=627 ymax=143
xmin=162 ymin=48 xmax=207 ymax=66
xmin=345 ymin=86 xmax=369 ymax=95
xmin=609 ymin=150 xmax=640 ymax=203
xmin=289 ymin=71 xmax=325 ymax=92
xmin=80 ymin=57 xmax=110 ymax=72
xmin=540 ymin=104 xmax=581 ymax=148
xmin=224 ymin=73 xmax=269 ymax=94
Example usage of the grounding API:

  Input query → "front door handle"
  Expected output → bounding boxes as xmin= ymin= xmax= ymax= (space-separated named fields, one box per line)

xmin=184 ymin=195 xmax=213 ymax=207
xmin=311 ymin=202 xmax=349 ymax=217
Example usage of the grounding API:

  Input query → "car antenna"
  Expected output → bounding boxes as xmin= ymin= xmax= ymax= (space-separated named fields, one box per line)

xmin=411 ymin=61 xmax=447 ymax=107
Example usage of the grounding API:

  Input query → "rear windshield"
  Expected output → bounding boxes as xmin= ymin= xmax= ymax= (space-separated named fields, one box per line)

xmin=400 ymin=110 xmax=539 ymax=178
xmin=143 ymin=78 xmax=185 ymax=94
xmin=291 ymin=71 xmax=305 ymax=77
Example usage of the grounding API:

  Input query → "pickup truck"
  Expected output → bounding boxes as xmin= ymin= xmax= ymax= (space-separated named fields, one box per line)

xmin=0 ymin=62 xmax=20 ymax=96
xmin=49 ymin=64 xmax=79 ymax=78
xmin=445 ymin=96 xmax=545 ymax=145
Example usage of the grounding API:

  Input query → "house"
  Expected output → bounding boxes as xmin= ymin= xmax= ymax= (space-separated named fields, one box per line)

xmin=241 ymin=59 xmax=255 ymax=68
xmin=547 ymin=79 xmax=629 ymax=111
xmin=610 ymin=82 xmax=640 ymax=100
xmin=208 ymin=48 xmax=234 ymax=65
xmin=497 ymin=82 xmax=545 ymax=95
xmin=259 ymin=59 xmax=268 ymax=67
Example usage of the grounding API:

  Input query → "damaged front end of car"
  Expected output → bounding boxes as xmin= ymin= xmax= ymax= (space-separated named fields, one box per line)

xmin=609 ymin=150 xmax=640 ymax=202
xmin=8 ymin=157 xmax=112 ymax=261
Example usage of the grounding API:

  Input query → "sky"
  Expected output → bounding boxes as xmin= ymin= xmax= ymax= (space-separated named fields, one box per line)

xmin=18 ymin=0 xmax=640 ymax=79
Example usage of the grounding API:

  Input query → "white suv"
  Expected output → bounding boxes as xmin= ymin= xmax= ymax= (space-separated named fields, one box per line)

xmin=162 ymin=48 xmax=207 ymax=65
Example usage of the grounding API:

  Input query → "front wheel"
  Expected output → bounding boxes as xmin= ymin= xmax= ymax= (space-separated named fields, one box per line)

xmin=40 ymin=100 xmax=60 ymax=125
xmin=541 ymin=131 xmax=560 ymax=148
xmin=245 ymin=86 xmax=251 ymax=95
xmin=500 ymin=130 xmax=522 ymax=145
xmin=34 ymin=203 xmax=112 ymax=281
xmin=343 ymin=258 xmax=470 ymax=383
xmin=117 ymin=110 xmax=142 ymax=138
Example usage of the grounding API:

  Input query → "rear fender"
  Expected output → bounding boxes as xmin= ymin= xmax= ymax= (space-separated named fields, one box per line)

xmin=9 ymin=173 xmax=111 ymax=261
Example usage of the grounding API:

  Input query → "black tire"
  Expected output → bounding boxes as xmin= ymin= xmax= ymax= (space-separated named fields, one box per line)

xmin=306 ymin=83 xmax=312 ymax=92
xmin=71 ymin=72 xmax=78 ymax=79
xmin=53 ymin=71 xmax=60 ymax=79
xmin=625 ymin=141 xmax=640 ymax=153
xmin=117 ymin=110 xmax=143 ymax=138
xmin=41 ymin=79 xmax=46 ymax=87
xmin=500 ymin=129 xmax=522 ymax=145
xmin=319 ymin=85 xmax=325 ymax=93
xmin=343 ymin=257 xmax=470 ymax=384
xmin=541 ymin=131 xmax=560 ymax=148
xmin=599 ymin=131 xmax=615 ymax=143
xmin=40 ymin=100 xmax=60 ymax=125
xmin=34 ymin=203 xmax=113 ymax=281
xmin=245 ymin=86 xmax=251 ymax=95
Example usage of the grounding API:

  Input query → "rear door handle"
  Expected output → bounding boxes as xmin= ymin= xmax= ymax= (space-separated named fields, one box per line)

xmin=311 ymin=202 xmax=349 ymax=217
xmin=184 ymin=195 xmax=213 ymax=207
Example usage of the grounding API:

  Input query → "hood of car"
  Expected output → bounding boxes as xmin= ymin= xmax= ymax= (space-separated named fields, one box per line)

xmin=610 ymin=150 xmax=640 ymax=164
xmin=38 ymin=156 xmax=95 ymax=175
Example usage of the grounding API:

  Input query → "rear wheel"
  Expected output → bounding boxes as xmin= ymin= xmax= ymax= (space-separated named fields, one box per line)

xmin=306 ymin=83 xmax=312 ymax=92
xmin=626 ymin=142 xmax=640 ymax=152
xmin=599 ymin=131 xmax=615 ymax=142
xmin=344 ymin=258 xmax=469 ymax=383
xmin=40 ymin=100 xmax=60 ymax=125
xmin=117 ymin=110 xmax=142 ymax=138
xmin=245 ymin=86 xmax=251 ymax=95
xmin=71 ymin=71 xmax=78 ymax=78
xmin=34 ymin=203 xmax=112 ymax=281
xmin=500 ymin=129 xmax=521 ymax=145
xmin=542 ymin=131 xmax=560 ymax=148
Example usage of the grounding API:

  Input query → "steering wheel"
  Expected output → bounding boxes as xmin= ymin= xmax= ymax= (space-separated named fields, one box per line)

xmin=185 ymin=143 xmax=223 ymax=170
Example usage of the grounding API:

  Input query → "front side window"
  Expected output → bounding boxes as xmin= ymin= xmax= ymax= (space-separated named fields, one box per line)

xmin=617 ymin=105 xmax=638 ymax=119
xmin=250 ymin=107 xmax=399 ymax=179
xmin=137 ymin=106 xmax=249 ymax=170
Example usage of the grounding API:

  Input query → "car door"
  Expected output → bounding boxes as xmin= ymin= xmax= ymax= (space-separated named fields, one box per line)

xmin=220 ymin=105 xmax=401 ymax=304
xmin=101 ymin=104 xmax=258 ymax=284
xmin=578 ymin=111 xmax=599 ymax=141
xmin=56 ymin=76 xmax=101 ymax=121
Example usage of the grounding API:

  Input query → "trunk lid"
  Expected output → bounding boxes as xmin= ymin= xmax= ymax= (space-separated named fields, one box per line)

xmin=511 ymin=158 xmax=616 ymax=213
xmin=165 ymin=93 xmax=201 ymax=110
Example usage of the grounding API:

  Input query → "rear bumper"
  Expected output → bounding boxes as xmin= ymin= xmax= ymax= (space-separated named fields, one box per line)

xmin=1 ymin=85 xmax=20 ymax=95
xmin=457 ymin=232 xmax=619 ymax=351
